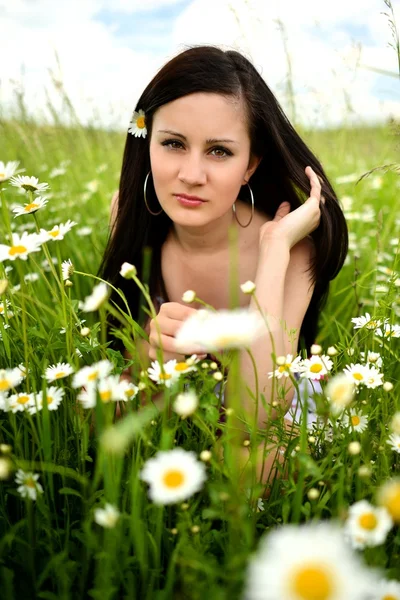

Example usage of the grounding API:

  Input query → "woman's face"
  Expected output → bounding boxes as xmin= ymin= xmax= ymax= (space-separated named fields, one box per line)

xmin=149 ymin=92 xmax=260 ymax=228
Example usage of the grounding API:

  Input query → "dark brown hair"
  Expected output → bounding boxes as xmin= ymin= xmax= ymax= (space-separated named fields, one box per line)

xmin=98 ymin=45 xmax=348 ymax=355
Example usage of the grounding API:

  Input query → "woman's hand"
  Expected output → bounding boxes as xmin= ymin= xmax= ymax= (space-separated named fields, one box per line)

xmin=259 ymin=166 xmax=326 ymax=250
xmin=148 ymin=302 xmax=206 ymax=362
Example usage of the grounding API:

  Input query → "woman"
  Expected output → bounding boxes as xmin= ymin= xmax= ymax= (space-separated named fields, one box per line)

xmin=98 ymin=45 xmax=348 ymax=451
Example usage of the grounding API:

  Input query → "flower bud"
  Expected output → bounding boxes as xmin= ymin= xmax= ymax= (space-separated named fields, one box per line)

xmin=182 ymin=290 xmax=196 ymax=303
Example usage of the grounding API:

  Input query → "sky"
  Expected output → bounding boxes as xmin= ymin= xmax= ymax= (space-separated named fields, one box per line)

xmin=0 ymin=0 xmax=399 ymax=130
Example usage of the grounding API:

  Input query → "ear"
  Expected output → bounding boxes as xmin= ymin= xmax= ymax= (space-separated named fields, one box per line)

xmin=244 ymin=154 xmax=262 ymax=184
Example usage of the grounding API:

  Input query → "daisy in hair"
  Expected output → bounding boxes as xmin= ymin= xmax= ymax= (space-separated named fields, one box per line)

xmin=268 ymin=354 xmax=303 ymax=379
xmin=128 ymin=109 xmax=147 ymax=138
xmin=344 ymin=500 xmax=393 ymax=549
xmin=28 ymin=387 xmax=65 ymax=414
xmin=140 ymin=448 xmax=207 ymax=505
xmin=15 ymin=469 xmax=43 ymax=501
xmin=12 ymin=196 xmax=48 ymax=217
xmin=44 ymin=362 xmax=74 ymax=383
xmin=9 ymin=174 xmax=49 ymax=194
xmin=0 ymin=231 xmax=43 ymax=262
xmin=39 ymin=220 xmax=77 ymax=242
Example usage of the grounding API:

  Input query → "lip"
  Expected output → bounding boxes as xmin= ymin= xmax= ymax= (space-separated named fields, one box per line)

xmin=173 ymin=193 xmax=206 ymax=202
xmin=174 ymin=193 xmax=206 ymax=207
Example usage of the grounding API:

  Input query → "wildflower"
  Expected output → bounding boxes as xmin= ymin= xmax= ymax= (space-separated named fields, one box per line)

xmin=240 ymin=280 xmax=256 ymax=294
xmin=0 ymin=279 xmax=8 ymax=294
xmin=79 ymin=282 xmax=110 ymax=312
xmin=72 ymin=359 xmax=114 ymax=388
xmin=0 ymin=457 xmax=12 ymax=480
xmin=348 ymin=441 xmax=361 ymax=455
xmin=140 ymin=448 xmax=207 ymax=505
xmin=307 ymin=488 xmax=319 ymax=500
xmin=182 ymin=289 xmax=196 ymax=303
xmin=61 ymin=259 xmax=74 ymax=281
xmin=12 ymin=364 xmax=27 ymax=381
xmin=0 ymin=443 xmax=12 ymax=454
xmin=118 ymin=379 xmax=139 ymax=401
xmin=342 ymin=363 xmax=369 ymax=386
xmin=299 ymin=354 xmax=333 ymax=380
xmin=199 ymin=450 xmax=212 ymax=462
xmin=376 ymin=323 xmax=400 ymax=339
xmin=12 ymin=196 xmax=48 ymax=217
xmin=327 ymin=346 xmax=338 ymax=356
xmin=268 ymin=354 xmax=302 ymax=379
xmin=147 ymin=359 xmax=179 ymax=388
xmin=360 ymin=350 xmax=383 ymax=368
xmin=173 ymin=390 xmax=199 ymax=419
xmin=0 ymin=160 xmax=23 ymax=182
xmin=0 ymin=368 xmax=23 ymax=393
xmin=78 ymin=375 xmax=125 ymax=409
xmin=344 ymin=500 xmax=393 ymax=549
xmin=390 ymin=412 xmax=400 ymax=435
xmin=351 ymin=312 xmax=382 ymax=330
xmin=310 ymin=344 xmax=322 ymax=355
xmin=244 ymin=521 xmax=375 ymax=600
xmin=374 ymin=579 xmax=400 ymax=600
xmin=383 ymin=381 xmax=393 ymax=392
xmin=363 ymin=365 xmax=384 ymax=389
xmin=15 ymin=469 xmax=43 ymax=501
xmin=28 ymin=387 xmax=64 ymax=414
xmin=94 ymin=503 xmax=120 ymax=528
xmin=119 ymin=262 xmax=137 ymax=279
xmin=325 ymin=373 xmax=355 ymax=414
xmin=44 ymin=362 xmax=74 ymax=383
xmin=0 ymin=299 xmax=13 ymax=319
xmin=342 ymin=409 xmax=368 ymax=433
xmin=7 ymin=392 xmax=35 ymax=413
xmin=0 ymin=231 xmax=42 ymax=262
xmin=39 ymin=219 xmax=77 ymax=242
xmin=387 ymin=433 xmax=400 ymax=454
xmin=358 ymin=465 xmax=371 ymax=478
xmin=80 ymin=327 xmax=90 ymax=337
xmin=175 ymin=307 xmax=265 ymax=353
xmin=377 ymin=479 xmax=400 ymax=524
xmin=128 ymin=109 xmax=147 ymax=138
xmin=24 ymin=272 xmax=39 ymax=283
xmin=9 ymin=175 xmax=49 ymax=194
xmin=76 ymin=226 xmax=92 ymax=236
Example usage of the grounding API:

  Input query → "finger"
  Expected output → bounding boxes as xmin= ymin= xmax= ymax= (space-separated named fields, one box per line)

xmin=149 ymin=332 xmax=178 ymax=353
xmin=150 ymin=316 xmax=181 ymax=337
xmin=160 ymin=302 xmax=199 ymax=321
xmin=273 ymin=201 xmax=291 ymax=221
xmin=305 ymin=166 xmax=321 ymax=201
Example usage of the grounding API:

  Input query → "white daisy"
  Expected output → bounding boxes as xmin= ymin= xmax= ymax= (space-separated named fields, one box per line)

xmin=119 ymin=262 xmax=136 ymax=279
xmin=360 ymin=350 xmax=383 ymax=368
xmin=128 ymin=109 xmax=147 ymax=138
xmin=15 ymin=469 xmax=43 ymax=501
xmin=173 ymin=389 xmax=199 ymax=419
xmin=374 ymin=578 xmax=400 ymax=600
xmin=0 ymin=368 xmax=23 ymax=393
xmin=147 ymin=359 xmax=180 ymax=388
xmin=342 ymin=363 xmax=369 ymax=386
xmin=390 ymin=412 xmax=400 ymax=435
xmin=72 ymin=359 xmax=114 ymax=388
xmin=118 ymin=379 xmax=139 ymax=401
xmin=299 ymin=354 xmax=333 ymax=380
xmin=94 ymin=503 xmax=120 ymax=528
xmin=12 ymin=196 xmax=48 ymax=217
xmin=79 ymin=282 xmax=110 ymax=312
xmin=268 ymin=354 xmax=303 ymax=379
xmin=9 ymin=175 xmax=49 ymax=194
xmin=49 ymin=166 xmax=67 ymax=178
xmin=341 ymin=409 xmax=368 ymax=433
xmin=44 ymin=362 xmax=74 ymax=383
xmin=7 ymin=392 xmax=35 ymax=413
xmin=175 ymin=308 xmax=265 ymax=353
xmin=351 ymin=312 xmax=382 ymax=330
xmin=377 ymin=479 xmax=400 ymax=525
xmin=363 ymin=365 xmax=384 ymax=389
xmin=61 ymin=259 xmax=74 ymax=281
xmin=244 ymin=521 xmax=375 ymax=600
xmin=0 ymin=231 xmax=42 ymax=262
xmin=0 ymin=299 xmax=13 ymax=319
xmin=28 ymin=387 xmax=65 ymax=414
xmin=76 ymin=226 xmax=92 ymax=236
xmin=12 ymin=363 xmax=27 ymax=382
xmin=376 ymin=323 xmax=400 ymax=339
xmin=0 ymin=160 xmax=23 ymax=182
xmin=140 ymin=448 xmax=207 ymax=505
xmin=344 ymin=500 xmax=393 ymax=549
xmin=39 ymin=219 xmax=77 ymax=242
xmin=78 ymin=375 xmax=124 ymax=409
xmin=387 ymin=433 xmax=400 ymax=454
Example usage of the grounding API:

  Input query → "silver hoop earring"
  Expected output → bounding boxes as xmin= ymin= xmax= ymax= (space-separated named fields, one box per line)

xmin=232 ymin=181 xmax=254 ymax=228
xmin=144 ymin=170 xmax=163 ymax=216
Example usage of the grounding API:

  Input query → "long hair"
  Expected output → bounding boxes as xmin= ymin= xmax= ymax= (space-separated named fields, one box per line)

xmin=98 ymin=45 xmax=348 ymax=355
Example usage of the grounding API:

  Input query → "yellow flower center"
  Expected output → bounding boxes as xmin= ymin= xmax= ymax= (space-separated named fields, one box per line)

xmin=49 ymin=229 xmax=60 ymax=237
xmin=353 ymin=372 xmax=364 ymax=381
xmin=137 ymin=116 xmax=145 ymax=129
xmin=24 ymin=202 xmax=39 ymax=211
xmin=25 ymin=476 xmax=36 ymax=488
xmin=310 ymin=363 xmax=323 ymax=373
xmin=351 ymin=415 xmax=361 ymax=426
xmin=0 ymin=306 xmax=4 ymax=313
xmin=367 ymin=320 xmax=377 ymax=328
xmin=100 ymin=390 xmax=112 ymax=403
xmin=125 ymin=389 xmax=135 ymax=398
xmin=9 ymin=245 xmax=27 ymax=256
xmin=88 ymin=370 xmax=98 ymax=381
xmin=381 ymin=487 xmax=400 ymax=523
xmin=0 ymin=380 xmax=10 ymax=391
xmin=291 ymin=563 xmax=333 ymax=600
xmin=55 ymin=371 xmax=65 ymax=378
xmin=17 ymin=395 xmax=30 ymax=404
xmin=0 ymin=173 xmax=5 ymax=178
xmin=382 ymin=595 xmax=397 ymax=600
xmin=359 ymin=512 xmax=377 ymax=530
xmin=46 ymin=395 xmax=53 ymax=404
xmin=175 ymin=362 xmax=189 ymax=372
xmin=163 ymin=469 xmax=185 ymax=488
xmin=159 ymin=372 xmax=172 ymax=381
xmin=278 ymin=363 xmax=291 ymax=372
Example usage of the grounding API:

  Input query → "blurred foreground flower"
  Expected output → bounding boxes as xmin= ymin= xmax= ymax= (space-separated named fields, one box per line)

xmin=377 ymin=479 xmax=400 ymax=524
xmin=325 ymin=373 xmax=355 ymax=414
xmin=175 ymin=308 xmax=265 ymax=353
xmin=140 ymin=448 xmax=207 ymax=505
xmin=79 ymin=282 xmax=110 ymax=312
xmin=173 ymin=389 xmax=199 ymax=418
xmin=15 ymin=469 xmax=43 ymax=501
xmin=0 ymin=368 xmax=23 ymax=393
xmin=147 ymin=358 xmax=196 ymax=388
xmin=344 ymin=500 xmax=393 ymax=549
xmin=244 ymin=521 xmax=376 ymax=600
xmin=94 ymin=503 xmax=120 ymax=528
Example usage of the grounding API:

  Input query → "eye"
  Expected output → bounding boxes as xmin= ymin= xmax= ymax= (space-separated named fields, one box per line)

xmin=161 ymin=139 xmax=184 ymax=150
xmin=210 ymin=146 xmax=232 ymax=158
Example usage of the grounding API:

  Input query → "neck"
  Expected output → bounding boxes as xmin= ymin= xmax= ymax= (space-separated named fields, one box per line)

xmin=170 ymin=210 xmax=238 ymax=256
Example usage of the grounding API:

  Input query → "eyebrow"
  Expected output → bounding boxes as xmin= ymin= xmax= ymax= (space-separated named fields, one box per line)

xmin=157 ymin=129 xmax=239 ymax=144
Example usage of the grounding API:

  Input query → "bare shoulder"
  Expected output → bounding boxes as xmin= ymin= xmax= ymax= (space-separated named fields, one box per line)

xmin=110 ymin=190 xmax=119 ymax=229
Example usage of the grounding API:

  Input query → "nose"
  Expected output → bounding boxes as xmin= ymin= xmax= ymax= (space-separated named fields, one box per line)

xmin=178 ymin=152 xmax=207 ymax=187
